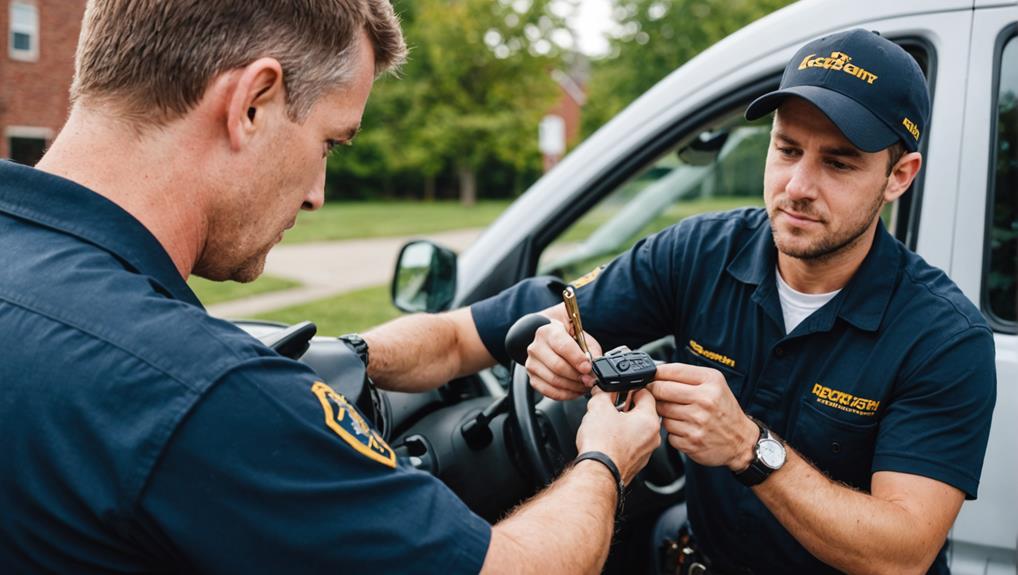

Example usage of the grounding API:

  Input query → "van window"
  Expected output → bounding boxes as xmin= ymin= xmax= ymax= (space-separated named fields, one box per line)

xmin=538 ymin=109 xmax=769 ymax=281
xmin=986 ymin=35 xmax=1018 ymax=325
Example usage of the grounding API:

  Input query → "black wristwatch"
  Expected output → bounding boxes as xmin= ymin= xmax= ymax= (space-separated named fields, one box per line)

xmin=339 ymin=333 xmax=370 ymax=367
xmin=733 ymin=416 xmax=786 ymax=487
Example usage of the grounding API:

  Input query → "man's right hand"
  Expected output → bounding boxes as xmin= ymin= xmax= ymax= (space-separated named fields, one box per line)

xmin=576 ymin=389 xmax=661 ymax=484
xmin=525 ymin=318 xmax=604 ymax=400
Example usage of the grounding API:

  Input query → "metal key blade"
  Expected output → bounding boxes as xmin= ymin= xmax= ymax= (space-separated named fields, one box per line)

xmin=562 ymin=285 xmax=592 ymax=361
xmin=614 ymin=390 xmax=631 ymax=411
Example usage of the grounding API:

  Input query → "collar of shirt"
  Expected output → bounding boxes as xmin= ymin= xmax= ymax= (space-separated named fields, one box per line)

xmin=0 ymin=160 xmax=203 ymax=309
xmin=725 ymin=215 xmax=901 ymax=333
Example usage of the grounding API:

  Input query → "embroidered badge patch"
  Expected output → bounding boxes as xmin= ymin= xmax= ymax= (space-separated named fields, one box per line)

xmin=572 ymin=264 xmax=606 ymax=289
xmin=311 ymin=381 xmax=396 ymax=468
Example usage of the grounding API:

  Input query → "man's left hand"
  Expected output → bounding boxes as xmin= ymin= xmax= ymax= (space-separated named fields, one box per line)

xmin=648 ymin=363 xmax=759 ymax=471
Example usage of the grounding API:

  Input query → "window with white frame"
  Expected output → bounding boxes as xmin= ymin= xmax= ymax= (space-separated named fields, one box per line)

xmin=9 ymin=1 xmax=39 ymax=62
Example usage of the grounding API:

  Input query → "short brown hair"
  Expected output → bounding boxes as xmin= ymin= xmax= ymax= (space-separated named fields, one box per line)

xmin=71 ymin=0 xmax=406 ymax=125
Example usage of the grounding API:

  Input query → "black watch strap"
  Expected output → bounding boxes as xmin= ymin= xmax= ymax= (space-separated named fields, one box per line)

xmin=339 ymin=333 xmax=369 ymax=367
xmin=734 ymin=418 xmax=770 ymax=487
xmin=575 ymin=451 xmax=625 ymax=516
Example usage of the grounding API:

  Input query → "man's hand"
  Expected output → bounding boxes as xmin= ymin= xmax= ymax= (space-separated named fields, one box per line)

xmin=648 ymin=363 xmax=758 ymax=471
xmin=525 ymin=319 xmax=604 ymax=401
xmin=483 ymin=388 xmax=660 ymax=575
xmin=575 ymin=389 xmax=661 ymax=484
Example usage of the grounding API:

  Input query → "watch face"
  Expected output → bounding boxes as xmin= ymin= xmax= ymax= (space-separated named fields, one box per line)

xmin=757 ymin=438 xmax=786 ymax=469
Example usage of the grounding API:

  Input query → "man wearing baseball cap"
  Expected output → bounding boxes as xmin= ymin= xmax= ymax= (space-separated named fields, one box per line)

xmin=358 ymin=28 xmax=996 ymax=574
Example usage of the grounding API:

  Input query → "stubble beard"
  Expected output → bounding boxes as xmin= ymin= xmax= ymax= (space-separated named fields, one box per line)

xmin=229 ymin=252 xmax=269 ymax=283
xmin=770 ymin=183 xmax=887 ymax=264
xmin=192 ymin=237 xmax=272 ymax=283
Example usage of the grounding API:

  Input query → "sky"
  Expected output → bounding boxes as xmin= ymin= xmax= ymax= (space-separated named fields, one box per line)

xmin=571 ymin=0 xmax=614 ymax=56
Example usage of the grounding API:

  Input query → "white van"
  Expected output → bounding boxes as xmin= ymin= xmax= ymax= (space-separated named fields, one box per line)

xmin=392 ymin=1 xmax=1017 ymax=572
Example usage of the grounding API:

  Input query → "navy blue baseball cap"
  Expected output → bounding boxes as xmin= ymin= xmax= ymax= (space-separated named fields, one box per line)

xmin=745 ymin=28 xmax=930 ymax=153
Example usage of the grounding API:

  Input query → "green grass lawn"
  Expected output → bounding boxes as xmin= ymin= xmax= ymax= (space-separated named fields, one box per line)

xmin=188 ymin=275 xmax=301 ymax=306
xmin=186 ymin=200 xmax=513 ymax=305
xmin=255 ymin=285 xmax=402 ymax=336
xmin=281 ymin=199 xmax=512 ymax=244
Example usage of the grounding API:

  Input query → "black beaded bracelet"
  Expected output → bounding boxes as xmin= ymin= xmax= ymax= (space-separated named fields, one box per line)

xmin=575 ymin=451 xmax=625 ymax=516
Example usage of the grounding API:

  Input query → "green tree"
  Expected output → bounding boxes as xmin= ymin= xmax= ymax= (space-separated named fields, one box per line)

xmin=583 ymin=0 xmax=795 ymax=137
xmin=328 ymin=0 xmax=568 ymax=205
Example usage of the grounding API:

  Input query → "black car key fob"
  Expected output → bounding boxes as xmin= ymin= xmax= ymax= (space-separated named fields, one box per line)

xmin=591 ymin=349 xmax=657 ymax=393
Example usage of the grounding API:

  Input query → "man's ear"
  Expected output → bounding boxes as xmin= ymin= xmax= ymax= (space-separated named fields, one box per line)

xmin=225 ymin=57 xmax=286 ymax=152
xmin=884 ymin=151 xmax=922 ymax=203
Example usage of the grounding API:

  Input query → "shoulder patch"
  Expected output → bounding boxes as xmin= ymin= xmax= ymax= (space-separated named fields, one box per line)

xmin=572 ymin=264 xmax=606 ymax=289
xmin=311 ymin=381 xmax=396 ymax=468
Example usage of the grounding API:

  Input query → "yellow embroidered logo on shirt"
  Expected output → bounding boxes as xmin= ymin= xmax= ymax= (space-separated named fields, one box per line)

xmin=311 ymin=381 xmax=396 ymax=468
xmin=688 ymin=339 xmax=736 ymax=369
xmin=571 ymin=265 xmax=605 ymax=289
xmin=811 ymin=383 xmax=880 ymax=416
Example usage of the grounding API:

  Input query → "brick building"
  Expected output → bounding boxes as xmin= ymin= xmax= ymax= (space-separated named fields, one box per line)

xmin=541 ymin=67 xmax=587 ymax=172
xmin=1 ymin=0 xmax=87 ymax=165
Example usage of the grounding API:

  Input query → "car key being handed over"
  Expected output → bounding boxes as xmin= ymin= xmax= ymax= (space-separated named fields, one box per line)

xmin=562 ymin=285 xmax=657 ymax=409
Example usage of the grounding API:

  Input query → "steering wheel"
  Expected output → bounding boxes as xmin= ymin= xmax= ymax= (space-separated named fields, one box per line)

xmin=508 ymin=362 xmax=567 ymax=487
xmin=508 ymin=360 xmax=687 ymax=497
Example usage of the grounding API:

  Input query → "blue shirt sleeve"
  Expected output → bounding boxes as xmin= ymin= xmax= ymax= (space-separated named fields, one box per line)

xmin=471 ymin=275 xmax=570 ymax=364
xmin=871 ymin=326 xmax=997 ymax=499
xmin=574 ymin=228 xmax=683 ymax=351
xmin=137 ymin=357 xmax=491 ymax=574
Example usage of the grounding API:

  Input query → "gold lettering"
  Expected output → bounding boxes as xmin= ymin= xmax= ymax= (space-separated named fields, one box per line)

xmin=902 ymin=118 xmax=920 ymax=141
xmin=688 ymin=340 xmax=736 ymax=369
xmin=811 ymin=383 xmax=880 ymax=415
xmin=800 ymin=52 xmax=876 ymax=85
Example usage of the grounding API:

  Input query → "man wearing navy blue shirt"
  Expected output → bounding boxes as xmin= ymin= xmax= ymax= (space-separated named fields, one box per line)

xmin=364 ymin=30 xmax=996 ymax=574
xmin=0 ymin=2 xmax=664 ymax=573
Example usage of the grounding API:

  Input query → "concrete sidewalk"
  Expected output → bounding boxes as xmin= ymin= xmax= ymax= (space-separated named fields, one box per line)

xmin=207 ymin=228 xmax=482 ymax=319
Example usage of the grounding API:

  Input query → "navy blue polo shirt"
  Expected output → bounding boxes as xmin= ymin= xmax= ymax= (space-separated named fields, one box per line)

xmin=473 ymin=208 xmax=995 ymax=574
xmin=0 ymin=160 xmax=490 ymax=574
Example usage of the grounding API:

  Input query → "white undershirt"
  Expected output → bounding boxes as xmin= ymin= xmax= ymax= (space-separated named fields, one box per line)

xmin=775 ymin=267 xmax=841 ymax=334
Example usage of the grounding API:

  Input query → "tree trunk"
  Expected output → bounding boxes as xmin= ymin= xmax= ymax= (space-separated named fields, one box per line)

xmin=458 ymin=164 xmax=477 ymax=207
xmin=424 ymin=174 xmax=436 ymax=202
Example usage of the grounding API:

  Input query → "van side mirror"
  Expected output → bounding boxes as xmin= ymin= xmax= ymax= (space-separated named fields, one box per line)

xmin=391 ymin=240 xmax=458 ymax=313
